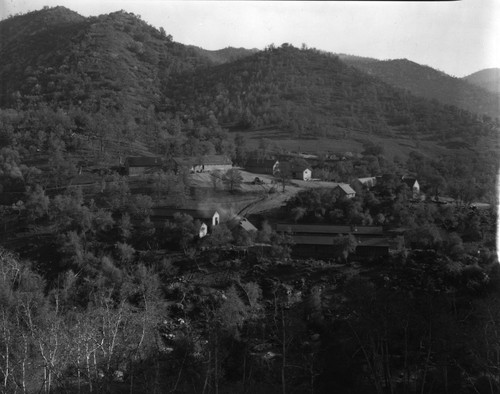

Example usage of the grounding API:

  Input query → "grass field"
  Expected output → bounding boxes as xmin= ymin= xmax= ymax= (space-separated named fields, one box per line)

xmin=187 ymin=170 xmax=341 ymax=217
xmin=230 ymin=127 xmax=452 ymax=161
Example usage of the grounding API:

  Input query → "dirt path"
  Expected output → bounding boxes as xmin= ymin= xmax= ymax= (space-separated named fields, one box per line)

xmin=189 ymin=169 xmax=342 ymax=216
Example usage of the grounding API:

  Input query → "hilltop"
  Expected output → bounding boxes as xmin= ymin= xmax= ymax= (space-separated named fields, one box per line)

xmin=188 ymin=46 xmax=259 ymax=64
xmin=341 ymin=56 xmax=500 ymax=119
xmin=0 ymin=6 xmax=213 ymax=115
xmin=463 ymin=68 xmax=500 ymax=95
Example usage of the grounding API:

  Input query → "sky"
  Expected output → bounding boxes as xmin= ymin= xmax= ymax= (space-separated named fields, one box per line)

xmin=1 ymin=0 xmax=499 ymax=78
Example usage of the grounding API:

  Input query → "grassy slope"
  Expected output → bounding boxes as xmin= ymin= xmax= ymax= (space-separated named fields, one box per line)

xmin=237 ymin=127 xmax=448 ymax=161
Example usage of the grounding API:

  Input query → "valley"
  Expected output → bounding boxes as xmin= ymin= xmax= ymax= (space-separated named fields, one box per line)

xmin=0 ymin=6 xmax=498 ymax=394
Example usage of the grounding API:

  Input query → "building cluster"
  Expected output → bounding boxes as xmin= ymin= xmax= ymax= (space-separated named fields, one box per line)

xmin=244 ymin=158 xmax=312 ymax=181
xmin=276 ymin=223 xmax=402 ymax=259
xmin=121 ymin=154 xmax=420 ymax=260
xmin=124 ymin=155 xmax=233 ymax=176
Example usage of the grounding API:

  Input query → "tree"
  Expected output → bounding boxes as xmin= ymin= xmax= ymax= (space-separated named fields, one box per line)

xmin=291 ymin=206 xmax=307 ymax=223
xmin=203 ymin=224 xmax=233 ymax=248
xmin=210 ymin=170 xmax=223 ymax=191
xmin=152 ymin=171 xmax=184 ymax=204
xmin=257 ymin=138 xmax=271 ymax=159
xmin=48 ymin=149 xmax=77 ymax=188
xmin=269 ymin=231 xmax=294 ymax=260
xmin=234 ymin=133 xmax=249 ymax=165
xmin=127 ymin=194 xmax=153 ymax=219
xmin=276 ymin=165 xmax=291 ymax=192
xmin=99 ymin=174 xmax=130 ymax=211
xmin=222 ymin=168 xmax=243 ymax=192
xmin=166 ymin=213 xmax=199 ymax=254
xmin=24 ymin=184 xmax=49 ymax=220
xmin=333 ymin=234 xmax=357 ymax=262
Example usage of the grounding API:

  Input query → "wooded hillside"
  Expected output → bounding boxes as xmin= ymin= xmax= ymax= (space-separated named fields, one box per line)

xmin=341 ymin=56 xmax=500 ymax=118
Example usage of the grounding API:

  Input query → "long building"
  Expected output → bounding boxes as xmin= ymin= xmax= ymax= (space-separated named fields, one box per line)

xmin=276 ymin=223 xmax=398 ymax=259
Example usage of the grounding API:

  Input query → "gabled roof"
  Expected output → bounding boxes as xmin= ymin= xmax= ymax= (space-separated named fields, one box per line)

xmin=239 ymin=218 xmax=257 ymax=232
xmin=278 ymin=161 xmax=311 ymax=173
xmin=245 ymin=158 xmax=278 ymax=168
xmin=125 ymin=156 xmax=163 ymax=167
xmin=227 ymin=216 xmax=258 ymax=232
xmin=152 ymin=207 xmax=218 ymax=220
xmin=402 ymin=176 xmax=418 ymax=187
xmin=335 ymin=184 xmax=356 ymax=195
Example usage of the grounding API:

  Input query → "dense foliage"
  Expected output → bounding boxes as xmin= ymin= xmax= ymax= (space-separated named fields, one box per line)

xmin=0 ymin=7 xmax=499 ymax=394
xmin=0 ymin=7 xmax=212 ymax=115
xmin=167 ymin=44 xmax=498 ymax=148
xmin=341 ymin=56 xmax=500 ymax=118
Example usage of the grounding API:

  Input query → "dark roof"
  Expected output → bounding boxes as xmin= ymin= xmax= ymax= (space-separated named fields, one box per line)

xmin=292 ymin=235 xmax=390 ymax=247
xmin=173 ymin=155 xmax=232 ymax=167
xmin=292 ymin=235 xmax=335 ymax=245
xmin=402 ymin=176 xmax=418 ymax=187
xmin=172 ymin=157 xmax=196 ymax=167
xmin=152 ymin=207 xmax=218 ymax=220
xmin=278 ymin=224 xmax=350 ymax=234
xmin=354 ymin=226 xmax=385 ymax=235
xmin=356 ymin=237 xmax=390 ymax=247
xmin=276 ymin=224 xmax=384 ymax=235
xmin=278 ymin=161 xmax=310 ymax=173
xmin=125 ymin=156 xmax=163 ymax=167
xmin=245 ymin=159 xmax=278 ymax=168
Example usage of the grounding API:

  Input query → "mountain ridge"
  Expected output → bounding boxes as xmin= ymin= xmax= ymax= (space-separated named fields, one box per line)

xmin=463 ymin=68 xmax=500 ymax=95
xmin=166 ymin=44 xmax=497 ymax=148
xmin=188 ymin=46 xmax=259 ymax=64
xmin=0 ymin=6 xmax=213 ymax=114
xmin=340 ymin=55 xmax=499 ymax=118
xmin=0 ymin=7 xmax=497 ymax=164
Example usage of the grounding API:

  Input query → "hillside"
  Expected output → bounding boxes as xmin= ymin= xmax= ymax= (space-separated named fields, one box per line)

xmin=0 ymin=6 xmax=212 ymax=115
xmin=1 ymin=9 xmax=497 ymax=157
xmin=341 ymin=56 xmax=500 ymax=119
xmin=0 ymin=9 xmax=498 ymax=203
xmin=166 ymin=45 xmax=498 ymax=149
xmin=463 ymin=68 xmax=500 ymax=95
xmin=0 ymin=10 xmax=498 ymax=393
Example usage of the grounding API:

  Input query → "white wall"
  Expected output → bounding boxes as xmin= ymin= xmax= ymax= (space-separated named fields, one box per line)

xmin=212 ymin=212 xmax=220 ymax=226
xmin=199 ymin=223 xmax=208 ymax=238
